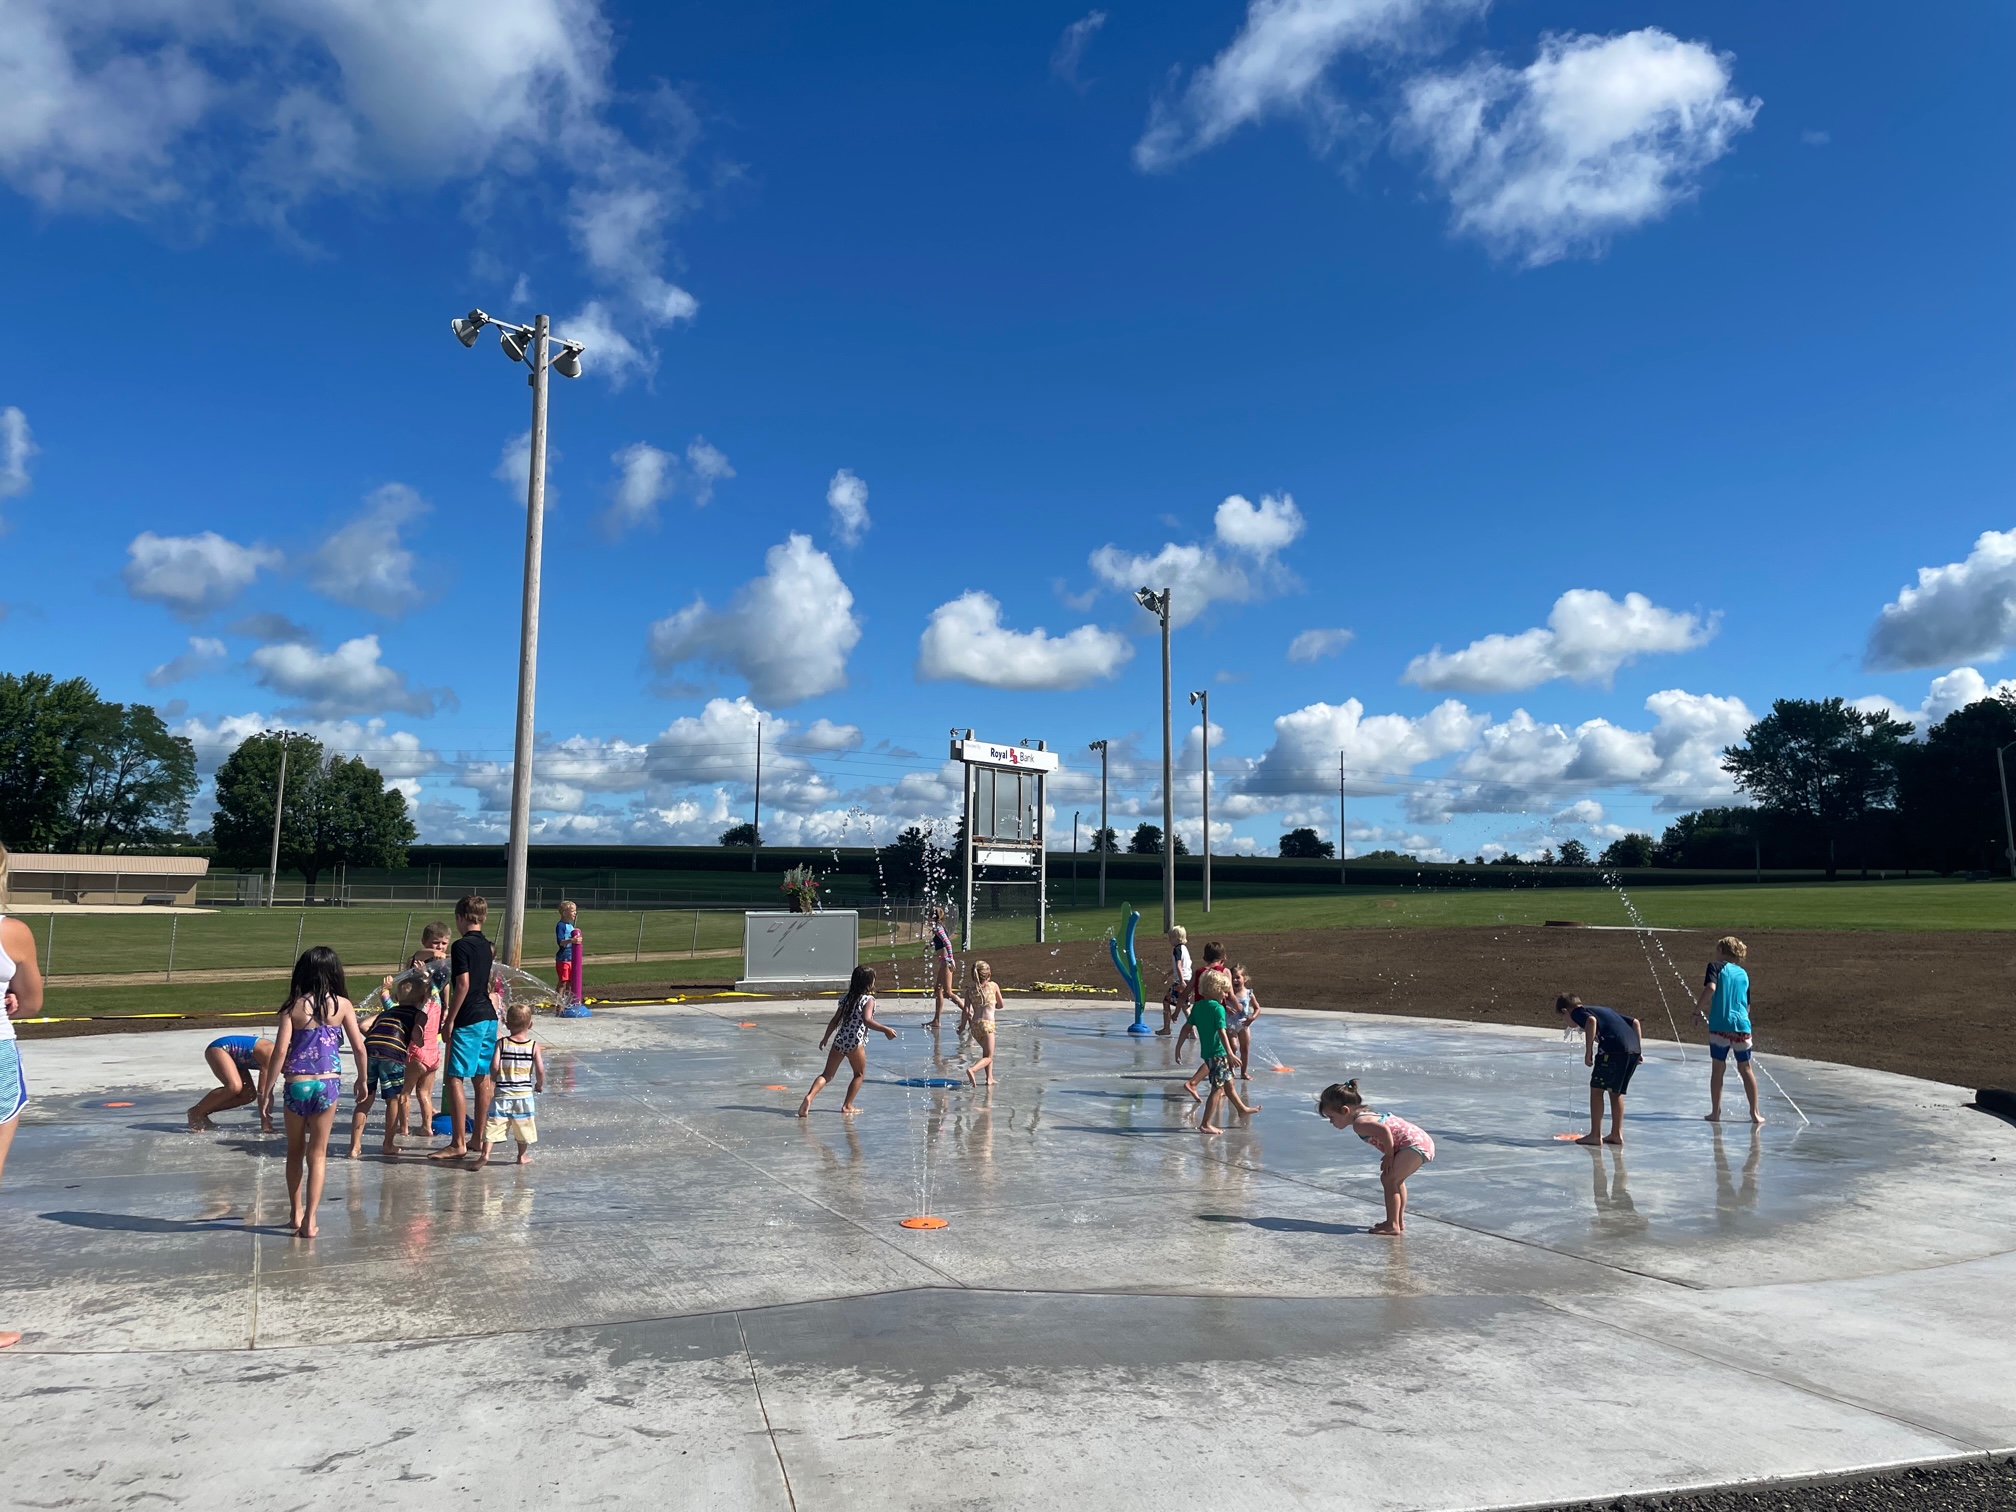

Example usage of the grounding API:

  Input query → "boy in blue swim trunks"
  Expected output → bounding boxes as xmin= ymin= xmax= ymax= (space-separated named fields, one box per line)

xmin=188 ymin=1034 xmax=275 ymax=1132
xmin=1696 ymin=936 xmax=1763 ymax=1125
xmin=349 ymin=973 xmax=428 ymax=1158
xmin=433 ymin=896 xmax=500 ymax=1163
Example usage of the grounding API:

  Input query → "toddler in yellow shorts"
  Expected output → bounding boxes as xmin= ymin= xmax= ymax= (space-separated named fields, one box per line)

xmin=481 ymin=1003 xmax=545 ymax=1165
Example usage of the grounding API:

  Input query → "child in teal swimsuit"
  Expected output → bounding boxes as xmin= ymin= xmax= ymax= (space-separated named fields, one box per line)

xmin=259 ymin=947 xmax=368 ymax=1239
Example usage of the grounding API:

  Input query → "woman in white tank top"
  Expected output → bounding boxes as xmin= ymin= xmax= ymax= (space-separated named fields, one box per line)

xmin=1 ymin=843 xmax=50 ymax=1350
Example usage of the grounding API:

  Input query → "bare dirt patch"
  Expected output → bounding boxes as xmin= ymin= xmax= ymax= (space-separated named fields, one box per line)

xmin=963 ymin=924 xmax=2016 ymax=1092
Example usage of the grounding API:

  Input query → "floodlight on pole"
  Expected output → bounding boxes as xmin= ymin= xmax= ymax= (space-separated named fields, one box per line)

xmin=1134 ymin=586 xmax=1175 ymax=932
xmin=1189 ymin=688 xmax=1210 ymax=914
xmin=449 ymin=305 xmax=588 ymax=967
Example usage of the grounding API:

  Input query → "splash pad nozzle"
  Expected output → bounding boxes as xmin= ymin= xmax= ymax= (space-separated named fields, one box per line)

xmin=1107 ymin=908 xmax=1152 ymax=1034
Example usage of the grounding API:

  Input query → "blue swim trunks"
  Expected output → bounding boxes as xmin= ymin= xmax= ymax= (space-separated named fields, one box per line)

xmin=448 ymin=1020 xmax=499 ymax=1081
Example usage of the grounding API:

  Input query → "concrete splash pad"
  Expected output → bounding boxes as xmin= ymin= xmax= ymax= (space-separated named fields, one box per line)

xmin=1 ymin=1004 xmax=2010 ymax=1509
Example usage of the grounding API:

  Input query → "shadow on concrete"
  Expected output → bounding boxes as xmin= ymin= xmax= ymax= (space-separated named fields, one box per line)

xmin=39 ymin=1210 xmax=257 ymax=1234
xmin=1196 ymin=1213 xmax=1362 ymax=1236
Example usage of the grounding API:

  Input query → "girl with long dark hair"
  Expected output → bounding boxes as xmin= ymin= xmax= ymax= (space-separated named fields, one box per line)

xmin=798 ymin=965 xmax=898 ymax=1118
xmin=259 ymin=946 xmax=368 ymax=1238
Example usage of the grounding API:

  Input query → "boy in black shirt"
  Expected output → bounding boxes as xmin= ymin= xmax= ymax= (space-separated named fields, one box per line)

xmin=433 ymin=896 xmax=499 ymax=1163
xmin=350 ymin=973 xmax=428 ymax=1159
xmin=1556 ymin=993 xmax=1644 ymax=1146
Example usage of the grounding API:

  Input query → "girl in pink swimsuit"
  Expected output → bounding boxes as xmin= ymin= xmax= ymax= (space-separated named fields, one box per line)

xmin=1318 ymin=1079 xmax=1435 ymax=1236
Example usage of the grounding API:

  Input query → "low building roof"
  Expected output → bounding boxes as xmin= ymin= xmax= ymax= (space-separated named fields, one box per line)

xmin=7 ymin=854 xmax=210 ymax=876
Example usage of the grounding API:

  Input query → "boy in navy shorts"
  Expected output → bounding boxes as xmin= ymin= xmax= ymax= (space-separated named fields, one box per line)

xmin=1556 ymin=993 xmax=1643 ymax=1146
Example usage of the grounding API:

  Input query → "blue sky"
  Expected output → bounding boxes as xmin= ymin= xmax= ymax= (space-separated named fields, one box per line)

xmin=3 ymin=0 xmax=2012 ymax=861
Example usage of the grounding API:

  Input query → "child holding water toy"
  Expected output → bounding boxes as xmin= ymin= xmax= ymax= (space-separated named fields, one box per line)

xmin=1696 ymin=936 xmax=1763 ymax=1125
xmin=1318 ymin=1079 xmax=1434 ymax=1236
xmin=349 ymin=972 xmax=429 ymax=1158
xmin=555 ymin=900 xmax=583 ymax=1006
xmin=800 ymin=965 xmax=898 ymax=1118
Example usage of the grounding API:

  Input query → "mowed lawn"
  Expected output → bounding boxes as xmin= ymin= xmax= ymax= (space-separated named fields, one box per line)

xmin=17 ymin=878 xmax=2009 ymax=1022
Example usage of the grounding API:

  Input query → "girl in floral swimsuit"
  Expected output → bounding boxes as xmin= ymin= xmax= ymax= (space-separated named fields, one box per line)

xmin=1318 ymin=1078 xmax=1436 ymax=1236
xmin=799 ymin=966 xmax=898 ymax=1118
xmin=259 ymin=947 xmax=368 ymax=1239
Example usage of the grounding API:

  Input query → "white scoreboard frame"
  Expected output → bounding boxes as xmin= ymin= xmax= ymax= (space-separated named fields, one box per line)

xmin=950 ymin=732 xmax=1058 ymax=948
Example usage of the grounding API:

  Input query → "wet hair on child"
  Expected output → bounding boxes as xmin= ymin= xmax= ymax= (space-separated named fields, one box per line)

xmin=973 ymin=961 xmax=992 ymax=981
xmin=392 ymin=973 xmax=431 ymax=1009
xmin=1555 ymin=993 xmax=1582 ymax=1013
xmin=285 ymin=946 xmax=348 ymax=1024
xmin=505 ymin=1003 xmax=534 ymax=1032
xmin=838 ymin=964 xmax=876 ymax=1016
xmin=1715 ymin=935 xmax=1748 ymax=963
xmin=1201 ymin=941 xmax=1225 ymax=966
xmin=1169 ymin=925 xmax=1187 ymax=943
xmin=1195 ymin=967 xmax=1232 ymax=1002
xmin=559 ymin=900 xmax=577 ymax=919
xmin=1317 ymin=1079 xmax=1363 ymax=1116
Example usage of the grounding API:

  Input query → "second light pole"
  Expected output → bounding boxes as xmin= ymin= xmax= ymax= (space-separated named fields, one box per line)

xmin=1188 ymin=687 xmax=1210 ymax=914
xmin=1135 ymin=586 xmax=1175 ymax=932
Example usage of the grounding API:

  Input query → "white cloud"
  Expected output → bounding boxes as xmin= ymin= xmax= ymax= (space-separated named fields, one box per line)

xmin=1864 ymin=528 xmax=2016 ymax=672
xmin=800 ymin=719 xmax=864 ymax=753
xmin=606 ymin=442 xmax=675 ymax=533
xmin=554 ymin=300 xmax=652 ymax=389
xmin=1134 ymin=0 xmax=1482 ymax=171
xmin=1287 ymin=627 xmax=1354 ymax=663
xmin=494 ymin=430 xmax=532 ymax=490
xmin=686 ymin=437 xmax=733 ymax=505
xmin=1801 ymin=129 xmax=1830 ymax=147
xmin=303 ymin=483 xmax=426 ymax=610
xmin=228 ymin=611 xmax=315 ymax=644
xmin=0 ymin=406 xmax=35 ymax=503
xmin=826 ymin=468 xmax=870 ymax=546
xmin=248 ymin=634 xmax=445 ymax=718
xmin=123 ymin=530 xmax=282 ymax=619
xmin=1413 ymin=688 xmax=1751 ymax=819
xmin=173 ymin=712 xmax=438 ymax=781
xmin=146 ymin=636 xmax=226 ymax=688
xmin=1400 ymin=28 xmax=1760 ymax=266
xmin=917 ymin=592 xmax=1133 ymax=690
xmin=1404 ymin=589 xmax=1714 ymax=691
xmin=1240 ymin=697 xmax=1488 ymax=801
xmin=1052 ymin=11 xmax=1108 ymax=92
xmin=0 ymin=0 xmax=704 ymax=342
xmin=1090 ymin=491 xmax=1307 ymax=627
xmin=1855 ymin=666 xmax=2016 ymax=731
xmin=1213 ymin=492 xmax=1304 ymax=555
xmin=647 ymin=534 xmax=862 ymax=705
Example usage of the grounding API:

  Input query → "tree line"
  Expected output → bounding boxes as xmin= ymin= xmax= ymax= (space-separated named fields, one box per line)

xmin=0 ymin=672 xmax=414 ymax=896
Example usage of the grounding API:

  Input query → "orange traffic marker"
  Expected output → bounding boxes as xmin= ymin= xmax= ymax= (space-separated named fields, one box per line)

xmin=898 ymin=1216 xmax=948 ymax=1230
xmin=738 ymin=1021 xmax=758 ymax=1028
xmin=1269 ymin=1066 xmax=1294 ymax=1073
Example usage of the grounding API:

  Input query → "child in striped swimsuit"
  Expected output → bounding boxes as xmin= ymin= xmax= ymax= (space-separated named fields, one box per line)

xmin=1318 ymin=1078 xmax=1436 ymax=1237
xmin=481 ymin=1003 xmax=544 ymax=1166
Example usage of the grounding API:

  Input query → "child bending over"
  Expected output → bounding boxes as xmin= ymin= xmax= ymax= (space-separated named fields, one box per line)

xmin=1318 ymin=1079 xmax=1435 ymax=1236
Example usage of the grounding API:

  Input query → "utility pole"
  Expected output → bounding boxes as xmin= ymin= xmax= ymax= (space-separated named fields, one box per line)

xmin=1189 ymin=689 xmax=1211 ymax=913
xmin=1072 ymin=810 xmax=1080 ymax=908
xmin=1134 ymin=587 xmax=1175 ymax=931
xmin=1338 ymin=753 xmax=1348 ymax=888
xmin=266 ymin=736 xmax=289 ymax=908
xmin=751 ymin=720 xmax=763 ymax=873
xmin=1999 ymin=741 xmax=2016 ymax=879
xmin=1089 ymin=739 xmax=1109 ymax=909
xmin=450 ymin=306 xmax=585 ymax=966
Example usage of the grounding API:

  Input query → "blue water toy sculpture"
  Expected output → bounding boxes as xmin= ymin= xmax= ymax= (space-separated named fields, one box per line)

xmin=1107 ymin=907 xmax=1152 ymax=1034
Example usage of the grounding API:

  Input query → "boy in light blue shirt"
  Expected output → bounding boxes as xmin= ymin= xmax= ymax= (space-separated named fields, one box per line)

xmin=1695 ymin=936 xmax=1761 ymax=1125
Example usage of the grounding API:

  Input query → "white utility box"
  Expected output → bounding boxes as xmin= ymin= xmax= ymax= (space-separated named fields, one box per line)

xmin=736 ymin=909 xmax=859 ymax=994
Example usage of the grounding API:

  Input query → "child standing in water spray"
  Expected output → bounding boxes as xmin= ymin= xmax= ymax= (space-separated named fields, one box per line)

xmin=1555 ymin=993 xmax=1643 ymax=1145
xmin=1697 ymin=936 xmax=1763 ymax=1125
xmin=1318 ymin=1079 xmax=1434 ymax=1236
xmin=801 ymin=965 xmax=898 ymax=1118
xmin=1158 ymin=926 xmax=1193 ymax=1036
xmin=922 ymin=909 xmax=965 ymax=1029
xmin=964 ymin=961 xmax=1003 ymax=1085
xmin=1174 ymin=942 xmax=1226 ymax=1061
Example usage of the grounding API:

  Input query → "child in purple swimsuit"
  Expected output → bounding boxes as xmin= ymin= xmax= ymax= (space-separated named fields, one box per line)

xmin=259 ymin=947 xmax=367 ymax=1239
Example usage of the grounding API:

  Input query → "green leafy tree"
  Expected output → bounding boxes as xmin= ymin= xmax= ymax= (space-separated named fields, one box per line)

xmin=211 ymin=732 xmax=414 ymax=899
xmin=1599 ymin=833 xmax=1656 ymax=868
xmin=1128 ymin=822 xmax=1161 ymax=854
xmin=718 ymin=821 xmax=760 ymax=847
xmin=1723 ymin=698 xmax=1911 ymax=877
xmin=65 ymin=703 xmax=198 ymax=852
xmin=1653 ymin=807 xmax=1762 ymax=869
xmin=877 ymin=825 xmax=942 ymax=898
xmin=1087 ymin=826 xmax=1120 ymax=854
xmin=1278 ymin=827 xmax=1335 ymax=859
xmin=0 ymin=673 xmax=196 ymax=852
xmin=1898 ymin=691 xmax=2016 ymax=873
xmin=1358 ymin=848 xmax=1413 ymax=862
xmin=1555 ymin=838 xmax=1592 ymax=867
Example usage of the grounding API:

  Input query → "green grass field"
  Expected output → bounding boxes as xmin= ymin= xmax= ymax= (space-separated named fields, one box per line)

xmin=19 ymin=877 xmax=2007 ymax=1023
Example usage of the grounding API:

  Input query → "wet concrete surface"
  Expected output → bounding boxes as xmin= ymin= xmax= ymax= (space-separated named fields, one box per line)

xmin=1 ymin=1004 xmax=2011 ymax=1509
